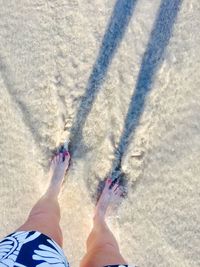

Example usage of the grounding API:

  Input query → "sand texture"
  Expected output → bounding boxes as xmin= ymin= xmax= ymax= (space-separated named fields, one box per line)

xmin=0 ymin=0 xmax=200 ymax=266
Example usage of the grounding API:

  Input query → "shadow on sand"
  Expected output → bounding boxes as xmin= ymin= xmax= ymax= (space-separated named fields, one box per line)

xmin=110 ymin=0 xmax=182 ymax=188
xmin=68 ymin=0 xmax=137 ymax=155
xmin=66 ymin=0 xmax=182 ymax=201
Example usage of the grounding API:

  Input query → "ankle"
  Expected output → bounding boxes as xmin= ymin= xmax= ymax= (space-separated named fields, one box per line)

xmin=45 ymin=186 xmax=60 ymax=199
xmin=93 ymin=211 xmax=106 ymax=223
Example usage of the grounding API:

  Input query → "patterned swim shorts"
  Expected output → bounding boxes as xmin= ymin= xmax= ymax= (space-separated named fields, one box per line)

xmin=0 ymin=231 xmax=137 ymax=267
xmin=0 ymin=231 xmax=69 ymax=266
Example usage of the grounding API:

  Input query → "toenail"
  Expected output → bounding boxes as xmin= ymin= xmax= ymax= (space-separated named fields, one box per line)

xmin=64 ymin=151 xmax=69 ymax=156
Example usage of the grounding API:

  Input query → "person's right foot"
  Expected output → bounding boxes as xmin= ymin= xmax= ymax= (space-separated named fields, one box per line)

xmin=94 ymin=177 xmax=123 ymax=220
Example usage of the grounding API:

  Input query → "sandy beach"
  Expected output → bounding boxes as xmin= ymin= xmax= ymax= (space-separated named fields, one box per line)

xmin=0 ymin=0 xmax=200 ymax=266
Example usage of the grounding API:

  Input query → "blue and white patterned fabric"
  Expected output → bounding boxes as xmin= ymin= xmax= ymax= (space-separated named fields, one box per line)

xmin=0 ymin=231 xmax=69 ymax=267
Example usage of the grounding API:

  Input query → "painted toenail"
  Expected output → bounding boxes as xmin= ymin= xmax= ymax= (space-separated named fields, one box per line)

xmin=65 ymin=151 xmax=70 ymax=156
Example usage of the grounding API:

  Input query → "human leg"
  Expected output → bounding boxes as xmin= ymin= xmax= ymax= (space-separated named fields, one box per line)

xmin=16 ymin=152 xmax=70 ymax=247
xmin=80 ymin=178 xmax=128 ymax=267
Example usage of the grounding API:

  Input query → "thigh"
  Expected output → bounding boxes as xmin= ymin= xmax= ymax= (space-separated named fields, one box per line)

xmin=17 ymin=212 xmax=63 ymax=247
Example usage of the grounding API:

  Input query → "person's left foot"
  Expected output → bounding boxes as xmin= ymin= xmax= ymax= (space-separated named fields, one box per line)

xmin=49 ymin=152 xmax=70 ymax=190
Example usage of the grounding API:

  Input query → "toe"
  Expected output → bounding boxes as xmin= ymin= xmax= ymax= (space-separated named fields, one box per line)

xmin=56 ymin=154 xmax=60 ymax=163
xmin=50 ymin=154 xmax=57 ymax=171
xmin=62 ymin=151 xmax=70 ymax=163
xmin=105 ymin=177 xmax=112 ymax=188
xmin=59 ymin=153 xmax=63 ymax=163
xmin=112 ymin=183 xmax=119 ymax=192
xmin=64 ymin=151 xmax=70 ymax=160
xmin=50 ymin=158 xmax=54 ymax=169
xmin=114 ymin=186 xmax=122 ymax=195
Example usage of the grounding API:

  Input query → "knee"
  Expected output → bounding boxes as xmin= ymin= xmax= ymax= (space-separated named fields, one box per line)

xmin=86 ymin=228 xmax=119 ymax=253
xmin=87 ymin=237 xmax=120 ymax=255
xmin=28 ymin=209 xmax=60 ymax=224
xmin=80 ymin=244 xmax=126 ymax=267
xmin=28 ymin=197 xmax=61 ymax=220
xmin=95 ymin=242 xmax=120 ymax=253
xmin=21 ymin=213 xmax=63 ymax=247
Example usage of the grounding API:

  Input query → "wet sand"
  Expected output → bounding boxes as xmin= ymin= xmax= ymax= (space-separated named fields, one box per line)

xmin=0 ymin=0 xmax=200 ymax=266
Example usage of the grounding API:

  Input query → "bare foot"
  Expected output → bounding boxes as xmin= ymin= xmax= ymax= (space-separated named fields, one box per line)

xmin=48 ymin=152 xmax=70 ymax=194
xmin=94 ymin=177 xmax=123 ymax=220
